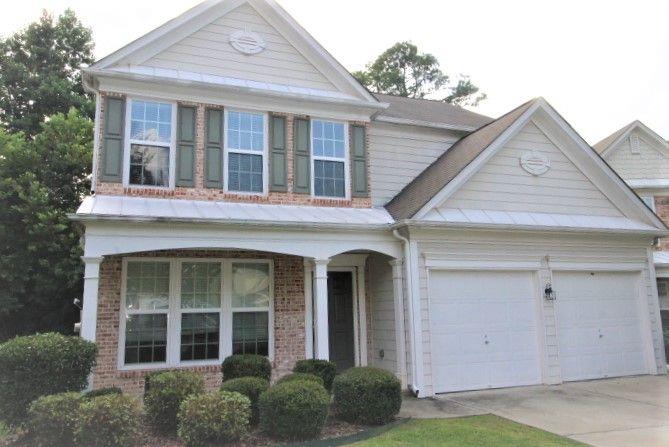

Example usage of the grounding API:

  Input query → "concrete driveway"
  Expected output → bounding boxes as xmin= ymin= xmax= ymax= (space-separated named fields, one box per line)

xmin=400 ymin=376 xmax=669 ymax=446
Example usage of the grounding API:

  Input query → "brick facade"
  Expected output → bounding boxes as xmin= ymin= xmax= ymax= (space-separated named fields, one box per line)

xmin=656 ymin=196 xmax=669 ymax=250
xmin=94 ymin=92 xmax=372 ymax=208
xmin=92 ymin=249 xmax=306 ymax=395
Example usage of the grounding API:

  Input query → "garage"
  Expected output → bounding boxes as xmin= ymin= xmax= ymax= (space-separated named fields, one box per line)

xmin=553 ymin=271 xmax=648 ymax=382
xmin=429 ymin=270 xmax=542 ymax=393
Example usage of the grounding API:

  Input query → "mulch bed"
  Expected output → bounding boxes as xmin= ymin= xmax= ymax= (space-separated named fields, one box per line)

xmin=2 ymin=417 xmax=365 ymax=447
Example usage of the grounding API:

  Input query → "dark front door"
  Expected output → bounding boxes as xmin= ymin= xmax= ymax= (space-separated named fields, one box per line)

xmin=328 ymin=271 xmax=355 ymax=372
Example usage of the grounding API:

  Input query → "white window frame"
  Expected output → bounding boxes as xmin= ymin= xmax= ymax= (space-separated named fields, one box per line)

xmin=223 ymin=108 xmax=269 ymax=195
xmin=640 ymin=195 xmax=656 ymax=212
xmin=118 ymin=257 xmax=274 ymax=371
xmin=310 ymin=118 xmax=350 ymax=200
xmin=123 ymin=97 xmax=178 ymax=190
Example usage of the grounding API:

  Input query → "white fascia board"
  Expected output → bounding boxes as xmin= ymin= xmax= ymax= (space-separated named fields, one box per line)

xmin=373 ymin=115 xmax=478 ymax=133
xmin=393 ymin=219 xmax=669 ymax=237
xmin=627 ymin=179 xmax=669 ymax=189
xmin=412 ymin=100 xmax=542 ymax=219
xmin=89 ymin=70 xmax=384 ymax=122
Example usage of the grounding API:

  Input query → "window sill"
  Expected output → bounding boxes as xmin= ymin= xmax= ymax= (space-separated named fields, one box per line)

xmin=118 ymin=362 xmax=221 ymax=377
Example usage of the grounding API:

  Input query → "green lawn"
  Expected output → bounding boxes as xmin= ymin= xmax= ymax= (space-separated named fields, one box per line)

xmin=0 ymin=422 xmax=8 ymax=440
xmin=351 ymin=415 xmax=586 ymax=447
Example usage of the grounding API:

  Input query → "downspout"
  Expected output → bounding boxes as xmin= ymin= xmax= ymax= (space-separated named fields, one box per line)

xmin=392 ymin=229 xmax=422 ymax=397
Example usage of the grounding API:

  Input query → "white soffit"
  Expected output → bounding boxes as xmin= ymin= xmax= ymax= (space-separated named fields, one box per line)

xmin=74 ymin=195 xmax=394 ymax=227
xmin=421 ymin=207 xmax=662 ymax=234
xmin=655 ymin=251 xmax=669 ymax=266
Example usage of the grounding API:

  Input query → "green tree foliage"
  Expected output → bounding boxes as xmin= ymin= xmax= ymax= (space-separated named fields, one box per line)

xmin=0 ymin=110 xmax=93 ymax=339
xmin=0 ymin=9 xmax=94 ymax=136
xmin=353 ymin=41 xmax=486 ymax=106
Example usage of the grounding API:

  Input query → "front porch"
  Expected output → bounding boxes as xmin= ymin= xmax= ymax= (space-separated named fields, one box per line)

xmin=78 ymin=219 xmax=405 ymax=394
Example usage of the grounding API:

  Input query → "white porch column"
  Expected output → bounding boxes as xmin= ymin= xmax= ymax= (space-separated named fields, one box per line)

xmin=313 ymin=258 xmax=330 ymax=360
xmin=303 ymin=259 xmax=314 ymax=359
xmin=390 ymin=260 xmax=407 ymax=387
xmin=80 ymin=257 xmax=103 ymax=342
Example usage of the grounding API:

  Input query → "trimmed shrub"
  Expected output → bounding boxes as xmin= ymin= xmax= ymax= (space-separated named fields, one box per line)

xmin=0 ymin=333 xmax=97 ymax=425
xmin=332 ymin=367 xmax=401 ymax=425
xmin=144 ymin=370 xmax=204 ymax=433
xmin=219 ymin=377 xmax=269 ymax=424
xmin=177 ymin=391 xmax=251 ymax=447
xmin=221 ymin=354 xmax=271 ymax=382
xmin=75 ymin=394 xmax=141 ymax=447
xmin=293 ymin=359 xmax=337 ymax=391
xmin=275 ymin=372 xmax=324 ymax=387
xmin=82 ymin=387 xmax=122 ymax=400
xmin=28 ymin=392 xmax=81 ymax=447
xmin=259 ymin=380 xmax=330 ymax=441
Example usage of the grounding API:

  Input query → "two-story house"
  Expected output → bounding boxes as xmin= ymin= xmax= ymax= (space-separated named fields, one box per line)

xmin=594 ymin=121 xmax=669 ymax=333
xmin=72 ymin=0 xmax=668 ymax=398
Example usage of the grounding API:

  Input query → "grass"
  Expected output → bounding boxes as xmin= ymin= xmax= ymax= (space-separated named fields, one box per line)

xmin=350 ymin=415 xmax=586 ymax=447
xmin=0 ymin=422 xmax=9 ymax=440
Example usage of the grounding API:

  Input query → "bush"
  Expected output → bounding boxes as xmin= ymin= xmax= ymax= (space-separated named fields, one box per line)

xmin=177 ymin=391 xmax=251 ymax=447
xmin=144 ymin=370 xmax=204 ymax=433
xmin=332 ymin=367 xmax=401 ymax=425
xmin=221 ymin=354 xmax=271 ymax=382
xmin=75 ymin=394 xmax=141 ymax=447
xmin=0 ymin=333 xmax=97 ymax=425
xmin=28 ymin=392 xmax=81 ymax=447
xmin=275 ymin=372 xmax=324 ymax=387
xmin=259 ymin=380 xmax=329 ymax=441
xmin=293 ymin=359 xmax=337 ymax=391
xmin=82 ymin=387 xmax=122 ymax=400
xmin=219 ymin=377 xmax=269 ymax=424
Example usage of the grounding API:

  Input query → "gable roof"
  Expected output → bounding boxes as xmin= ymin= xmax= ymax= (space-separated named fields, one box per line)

xmin=385 ymin=98 xmax=536 ymax=219
xmin=386 ymin=97 xmax=667 ymax=232
xmin=373 ymin=93 xmax=492 ymax=131
xmin=87 ymin=0 xmax=379 ymax=105
xmin=594 ymin=120 xmax=669 ymax=157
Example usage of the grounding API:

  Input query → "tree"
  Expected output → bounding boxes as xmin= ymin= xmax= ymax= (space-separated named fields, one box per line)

xmin=353 ymin=41 xmax=486 ymax=107
xmin=0 ymin=9 xmax=94 ymax=137
xmin=0 ymin=109 xmax=93 ymax=339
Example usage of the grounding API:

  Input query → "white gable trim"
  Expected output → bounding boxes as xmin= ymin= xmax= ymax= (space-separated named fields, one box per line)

xmin=413 ymin=99 xmax=667 ymax=230
xmin=91 ymin=0 xmax=377 ymax=104
xmin=600 ymin=121 xmax=669 ymax=159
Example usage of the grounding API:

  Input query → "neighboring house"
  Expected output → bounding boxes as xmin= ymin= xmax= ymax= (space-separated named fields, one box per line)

xmin=594 ymin=121 xmax=669 ymax=327
xmin=72 ymin=0 xmax=668 ymax=398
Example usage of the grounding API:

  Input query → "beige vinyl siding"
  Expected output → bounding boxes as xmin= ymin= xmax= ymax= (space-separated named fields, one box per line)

xmin=414 ymin=230 xmax=664 ymax=397
xmin=369 ymin=122 xmax=461 ymax=206
xmin=443 ymin=121 xmax=624 ymax=217
xmin=605 ymin=131 xmax=669 ymax=181
xmin=368 ymin=254 xmax=397 ymax=374
xmin=143 ymin=3 xmax=337 ymax=91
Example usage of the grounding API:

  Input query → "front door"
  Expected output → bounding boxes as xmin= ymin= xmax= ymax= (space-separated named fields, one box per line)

xmin=328 ymin=271 xmax=355 ymax=372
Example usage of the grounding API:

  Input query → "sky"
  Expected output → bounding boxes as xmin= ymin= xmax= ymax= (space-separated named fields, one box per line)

xmin=2 ymin=0 xmax=668 ymax=144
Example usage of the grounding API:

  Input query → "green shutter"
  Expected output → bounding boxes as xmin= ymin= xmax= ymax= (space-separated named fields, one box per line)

xmin=176 ymin=105 xmax=196 ymax=187
xmin=269 ymin=115 xmax=287 ymax=192
xmin=204 ymin=108 xmax=223 ymax=189
xmin=293 ymin=118 xmax=311 ymax=194
xmin=101 ymin=97 xmax=125 ymax=183
xmin=351 ymin=125 xmax=368 ymax=197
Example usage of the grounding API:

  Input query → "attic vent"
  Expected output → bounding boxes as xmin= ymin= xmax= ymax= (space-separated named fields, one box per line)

xmin=229 ymin=30 xmax=266 ymax=55
xmin=630 ymin=134 xmax=641 ymax=154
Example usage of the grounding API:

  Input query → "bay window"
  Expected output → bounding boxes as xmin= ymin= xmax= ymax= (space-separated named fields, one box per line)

xmin=225 ymin=110 xmax=266 ymax=193
xmin=119 ymin=258 xmax=273 ymax=369
xmin=311 ymin=120 xmax=347 ymax=198
xmin=128 ymin=99 xmax=174 ymax=187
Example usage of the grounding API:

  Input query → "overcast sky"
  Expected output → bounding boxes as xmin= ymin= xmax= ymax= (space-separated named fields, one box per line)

xmin=3 ymin=0 xmax=668 ymax=143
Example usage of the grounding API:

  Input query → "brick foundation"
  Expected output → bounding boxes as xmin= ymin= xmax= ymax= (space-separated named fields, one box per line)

xmin=92 ymin=250 xmax=306 ymax=395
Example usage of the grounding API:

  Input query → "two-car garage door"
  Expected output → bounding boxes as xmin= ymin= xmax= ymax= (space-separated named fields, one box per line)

xmin=429 ymin=270 xmax=648 ymax=394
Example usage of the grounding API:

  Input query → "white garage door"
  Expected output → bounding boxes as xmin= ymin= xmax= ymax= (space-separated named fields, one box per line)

xmin=554 ymin=271 xmax=648 ymax=382
xmin=429 ymin=270 xmax=542 ymax=393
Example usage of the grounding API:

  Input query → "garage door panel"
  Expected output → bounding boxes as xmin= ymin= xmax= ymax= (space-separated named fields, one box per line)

xmin=554 ymin=271 xmax=646 ymax=382
xmin=429 ymin=270 xmax=542 ymax=393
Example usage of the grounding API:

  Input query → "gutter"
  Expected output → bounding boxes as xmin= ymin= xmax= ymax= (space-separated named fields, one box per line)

xmin=374 ymin=115 xmax=480 ymax=133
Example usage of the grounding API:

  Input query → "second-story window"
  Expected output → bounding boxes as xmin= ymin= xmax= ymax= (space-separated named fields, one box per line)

xmin=226 ymin=110 xmax=266 ymax=193
xmin=129 ymin=100 xmax=174 ymax=187
xmin=312 ymin=120 xmax=347 ymax=198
